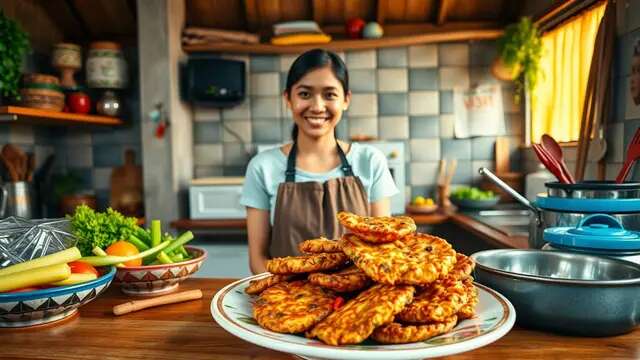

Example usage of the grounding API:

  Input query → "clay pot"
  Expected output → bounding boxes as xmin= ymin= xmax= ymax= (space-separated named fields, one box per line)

xmin=60 ymin=194 xmax=96 ymax=216
xmin=491 ymin=57 xmax=521 ymax=81
xmin=52 ymin=43 xmax=82 ymax=89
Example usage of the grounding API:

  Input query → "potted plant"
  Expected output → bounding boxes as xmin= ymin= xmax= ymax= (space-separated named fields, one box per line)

xmin=492 ymin=17 xmax=542 ymax=102
xmin=0 ymin=10 xmax=30 ymax=104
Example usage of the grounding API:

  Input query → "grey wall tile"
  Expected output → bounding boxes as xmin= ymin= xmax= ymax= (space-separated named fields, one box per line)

xmin=410 ymin=138 xmax=440 ymax=161
xmin=606 ymin=122 xmax=625 ymax=163
xmin=471 ymin=136 xmax=496 ymax=160
xmin=410 ymin=161 xmax=440 ymax=185
xmin=92 ymin=125 xmax=139 ymax=145
xmin=222 ymin=99 xmax=251 ymax=120
xmin=471 ymin=160 xmax=494 ymax=184
xmin=409 ymin=91 xmax=439 ymax=115
xmin=409 ymin=68 xmax=439 ymax=91
xmin=92 ymin=167 xmax=113 ymax=190
xmin=470 ymin=41 xmax=497 ymax=66
xmin=349 ymin=117 xmax=378 ymax=138
xmin=441 ymin=138 xmax=471 ymax=160
xmin=223 ymin=143 xmax=251 ymax=166
xmin=411 ymin=185 xmax=436 ymax=199
xmin=65 ymin=129 xmax=93 ymax=145
xmin=378 ymin=47 xmax=407 ymax=68
xmin=449 ymin=160 xmax=472 ymax=184
xmin=251 ymin=96 xmax=282 ymax=119
xmin=93 ymin=144 xmax=141 ymax=167
xmin=336 ymin=117 xmax=349 ymax=139
xmin=194 ymin=144 xmax=223 ymax=166
xmin=67 ymin=145 xmax=93 ymax=167
xmin=349 ymin=93 xmax=378 ymax=116
xmin=195 ymin=166 xmax=224 ymax=178
xmin=377 ymin=68 xmax=408 ymax=92
xmin=249 ymin=73 xmax=280 ymax=96
xmin=409 ymin=115 xmax=439 ymax=138
xmin=379 ymin=116 xmax=409 ymax=139
xmin=224 ymin=165 xmax=248 ymax=176
xmin=440 ymin=114 xmax=455 ymax=138
xmin=350 ymin=69 xmax=377 ymax=92
xmin=470 ymin=67 xmax=500 ymax=86
xmin=346 ymin=50 xmax=377 ymax=69
xmin=438 ymin=43 xmax=469 ymax=66
xmin=279 ymin=54 xmax=297 ymax=72
xmin=68 ymin=167 xmax=93 ymax=191
xmin=252 ymin=119 xmax=283 ymax=143
xmin=378 ymin=93 xmax=408 ymax=116
xmin=194 ymin=122 xmax=222 ymax=144
xmin=439 ymin=67 xmax=470 ymax=90
xmin=223 ymin=120 xmax=252 ymax=143
xmin=439 ymin=91 xmax=453 ymax=114
xmin=194 ymin=107 xmax=221 ymax=122
xmin=408 ymin=45 xmax=438 ymax=68
xmin=9 ymin=125 xmax=34 ymax=144
xmin=250 ymin=55 xmax=279 ymax=72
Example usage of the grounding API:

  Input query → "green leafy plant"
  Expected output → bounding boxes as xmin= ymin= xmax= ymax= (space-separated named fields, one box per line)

xmin=0 ymin=10 xmax=30 ymax=100
xmin=68 ymin=205 xmax=141 ymax=256
xmin=497 ymin=17 xmax=543 ymax=102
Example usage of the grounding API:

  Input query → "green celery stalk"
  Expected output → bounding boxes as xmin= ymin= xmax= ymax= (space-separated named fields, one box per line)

xmin=92 ymin=247 xmax=108 ymax=256
xmin=151 ymin=220 xmax=161 ymax=247
xmin=171 ymin=253 xmax=184 ymax=262
xmin=163 ymin=231 xmax=194 ymax=254
xmin=178 ymin=245 xmax=189 ymax=257
xmin=79 ymin=240 xmax=171 ymax=266
xmin=136 ymin=227 xmax=152 ymax=245
xmin=128 ymin=235 xmax=150 ymax=251
xmin=157 ymin=251 xmax=173 ymax=264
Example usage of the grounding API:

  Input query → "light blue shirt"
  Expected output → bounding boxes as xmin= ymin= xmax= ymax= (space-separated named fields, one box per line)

xmin=240 ymin=143 xmax=399 ymax=225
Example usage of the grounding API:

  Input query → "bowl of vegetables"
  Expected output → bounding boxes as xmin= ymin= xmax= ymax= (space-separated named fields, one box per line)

xmin=450 ymin=186 xmax=500 ymax=209
xmin=69 ymin=206 xmax=206 ymax=296
xmin=0 ymin=247 xmax=116 ymax=327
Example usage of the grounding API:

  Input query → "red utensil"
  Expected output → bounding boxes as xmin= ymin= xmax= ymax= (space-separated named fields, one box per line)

xmin=616 ymin=127 xmax=640 ymax=183
xmin=541 ymin=134 xmax=576 ymax=183
xmin=532 ymin=143 xmax=571 ymax=184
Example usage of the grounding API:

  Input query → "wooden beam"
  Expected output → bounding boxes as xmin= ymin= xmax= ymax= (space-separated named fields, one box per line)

xmin=437 ymin=0 xmax=451 ymax=25
xmin=377 ymin=0 xmax=387 ymax=24
xmin=312 ymin=0 xmax=325 ymax=25
xmin=243 ymin=0 xmax=259 ymax=32
xmin=322 ymin=21 xmax=500 ymax=37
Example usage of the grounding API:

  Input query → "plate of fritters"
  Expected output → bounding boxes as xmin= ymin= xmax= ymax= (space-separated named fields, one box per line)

xmin=211 ymin=213 xmax=515 ymax=360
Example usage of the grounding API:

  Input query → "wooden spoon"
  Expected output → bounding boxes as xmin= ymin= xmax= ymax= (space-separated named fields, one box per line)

xmin=541 ymin=134 xmax=575 ymax=184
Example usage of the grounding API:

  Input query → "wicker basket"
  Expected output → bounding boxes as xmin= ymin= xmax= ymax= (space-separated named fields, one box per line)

xmin=20 ymin=74 xmax=65 ymax=111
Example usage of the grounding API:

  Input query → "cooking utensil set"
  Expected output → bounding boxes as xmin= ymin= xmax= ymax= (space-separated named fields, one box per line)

xmin=0 ymin=144 xmax=34 ymax=183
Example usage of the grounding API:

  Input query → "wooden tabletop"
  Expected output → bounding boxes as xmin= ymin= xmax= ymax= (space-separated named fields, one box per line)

xmin=3 ymin=278 xmax=637 ymax=359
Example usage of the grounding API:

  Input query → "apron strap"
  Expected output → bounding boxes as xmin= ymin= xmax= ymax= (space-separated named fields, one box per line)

xmin=285 ymin=142 xmax=354 ymax=183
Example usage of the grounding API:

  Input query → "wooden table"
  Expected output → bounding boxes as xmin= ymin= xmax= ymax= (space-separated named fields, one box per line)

xmin=3 ymin=278 xmax=638 ymax=359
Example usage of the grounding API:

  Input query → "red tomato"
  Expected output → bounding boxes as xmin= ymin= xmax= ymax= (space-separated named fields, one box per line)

xmin=345 ymin=17 xmax=365 ymax=39
xmin=68 ymin=261 xmax=99 ymax=276
xmin=332 ymin=296 xmax=345 ymax=310
xmin=67 ymin=91 xmax=91 ymax=114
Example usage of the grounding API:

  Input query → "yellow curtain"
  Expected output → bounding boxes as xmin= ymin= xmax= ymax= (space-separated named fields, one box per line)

xmin=531 ymin=2 xmax=605 ymax=143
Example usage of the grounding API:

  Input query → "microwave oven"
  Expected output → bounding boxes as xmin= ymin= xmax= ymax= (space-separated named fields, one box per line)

xmin=189 ymin=177 xmax=246 ymax=219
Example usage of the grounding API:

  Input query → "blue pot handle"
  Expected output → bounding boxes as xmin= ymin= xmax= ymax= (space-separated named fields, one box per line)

xmin=577 ymin=214 xmax=624 ymax=230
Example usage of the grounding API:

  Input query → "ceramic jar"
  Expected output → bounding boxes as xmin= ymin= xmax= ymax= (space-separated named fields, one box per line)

xmin=97 ymin=90 xmax=121 ymax=116
xmin=86 ymin=42 xmax=128 ymax=89
xmin=20 ymin=74 xmax=65 ymax=111
xmin=52 ymin=43 xmax=81 ymax=88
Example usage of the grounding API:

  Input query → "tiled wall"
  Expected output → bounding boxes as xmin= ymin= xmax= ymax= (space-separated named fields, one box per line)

xmin=3 ymin=49 xmax=142 ymax=214
xmin=193 ymin=41 xmax=524 ymax=199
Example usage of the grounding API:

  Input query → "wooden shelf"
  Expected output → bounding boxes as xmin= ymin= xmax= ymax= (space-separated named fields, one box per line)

xmin=183 ymin=29 xmax=503 ymax=54
xmin=0 ymin=106 xmax=124 ymax=126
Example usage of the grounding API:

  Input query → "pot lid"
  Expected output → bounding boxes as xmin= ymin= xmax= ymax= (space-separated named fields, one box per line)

xmin=544 ymin=214 xmax=640 ymax=250
xmin=536 ymin=194 xmax=640 ymax=213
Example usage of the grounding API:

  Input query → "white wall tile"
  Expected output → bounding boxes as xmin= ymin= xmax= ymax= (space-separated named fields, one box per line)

xmin=223 ymin=120 xmax=252 ymax=143
xmin=409 ymin=91 xmax=439 ymax=115
xmin=194 ymin=144 xmax=223 ymax=166
xmin=408 ymin=45 xmax=438 ymax=68
xmin=346 ymin=50 xmax=377 ymax=69
xmin=195 ymin=166 xmax=224 ymax=178
xmin=410 ymin=161 xmax=440 ymax=185
xmin=222 ymin=99 xmax=251 ymax=120
xmin=440 ymin=114 xmax=455 ymax=138
xmin=349 ymin=93 xmax=378 ymax=116
xmin=377 ymin=68 xmax=408 ymax=92
xmin=194 ymin=107 xmax=221 ymax=122
xmin=250 ymin=73 xmax=280 ymax=96
xmin=280 ymin=54 xmax=298 ymax=72
xmin=379 ymin=116 xmax=409 ymax=139
xmin=439 ymin=67 xmax=470 ymax=90
xmin=251 ymin=96 xmax=282 ymax=119
xmin=410 ymin=138 xmax=440 ymax=161
xmin=439 ymin=43 xmax=469 ymax=66
xmin=606 ymin=123 xmax=625 ymax=162
xmin=349 ymin=117 xmax=378 ymax=138
xmin=92 ymin=167 xmax=112 ymax=190
xmin=471 ymin=160 xmax=494 ymax=183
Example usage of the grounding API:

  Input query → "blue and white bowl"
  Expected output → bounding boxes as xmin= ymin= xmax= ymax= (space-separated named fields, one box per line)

xmin=0 ymin=266 xmax=116 ymax=327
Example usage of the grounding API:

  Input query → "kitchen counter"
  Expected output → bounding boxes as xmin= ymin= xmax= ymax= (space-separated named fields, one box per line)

xmin=3 ymin=278 xmax=638 ymax=359
xmin=171 ymin=209 xmax=528 ymax=250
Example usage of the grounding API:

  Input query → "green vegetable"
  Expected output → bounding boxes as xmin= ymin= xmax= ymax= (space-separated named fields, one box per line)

xmin=0 ymin=247 xmax=80 ymax=277
xmin=92 ymin=247 xmax=108 ymax=256
xmin=163 ymin=231 xmax=194 ymax=254
xmin=0 ymin=263 xmax=70 ymax=292
xmin=0 ymin=10 xmax=30 ymax=99
xmin=171 ymin=253 xmax=184 ymax=262
xmin=452 ymin=186 xmax=496 ymax=200
xmin=177 ymin=245 xmax=189 ymax=258
xmin=151 ymin=220 xmax=161 ymax=247
xmin=69 ymin=205 xmax=142 ymax=256
xmin=157 ymin=251 xmax=173 ymax=264
xmin=136 ymin=228 xmax=151 ymax=245
xmin=128 ymin=235 xmax=150 ymax=251
xmin=79 ymin=240 xmax=171 ymax=267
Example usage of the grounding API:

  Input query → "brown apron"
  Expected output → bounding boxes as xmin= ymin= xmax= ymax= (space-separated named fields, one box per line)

xmin=269 ymin=142 xmax=369 ymax=258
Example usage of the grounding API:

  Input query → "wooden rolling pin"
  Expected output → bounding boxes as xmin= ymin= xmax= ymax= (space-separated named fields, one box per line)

xmin=113 ymin=289 xmax=203 ymax=316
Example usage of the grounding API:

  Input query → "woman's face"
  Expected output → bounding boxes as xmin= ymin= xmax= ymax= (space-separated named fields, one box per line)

xmin=285 ymin=66 xmax=351 ymax=139
xmin=631 ymin=54 xmax=640 ymax=106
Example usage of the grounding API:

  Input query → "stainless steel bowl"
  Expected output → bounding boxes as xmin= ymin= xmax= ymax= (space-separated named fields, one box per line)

xmin=471 ymin=249 xmax=640 ymax=336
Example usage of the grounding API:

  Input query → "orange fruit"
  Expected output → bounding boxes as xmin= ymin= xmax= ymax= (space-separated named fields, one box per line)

xmin=105 ymin=241 xmax=141 ymax=267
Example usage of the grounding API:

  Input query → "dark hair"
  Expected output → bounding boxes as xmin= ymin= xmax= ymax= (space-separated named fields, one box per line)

xmin=285 ymin=49 xmax=349 ymax=141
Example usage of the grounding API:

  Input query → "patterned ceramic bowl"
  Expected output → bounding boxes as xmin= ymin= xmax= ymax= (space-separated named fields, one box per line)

xmin=114 ymin=246 xmax=207 ymax=296
xmin=0 ymin=266 xmax=116 ymax=328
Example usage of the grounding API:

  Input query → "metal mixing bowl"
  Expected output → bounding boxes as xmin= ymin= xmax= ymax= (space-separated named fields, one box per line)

xmin=471 ymin=249 xmax=640 ymax=336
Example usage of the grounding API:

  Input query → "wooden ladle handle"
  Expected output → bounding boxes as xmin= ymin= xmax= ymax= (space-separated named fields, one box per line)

xmin=113 ymin=289 xmax=203 ymax=316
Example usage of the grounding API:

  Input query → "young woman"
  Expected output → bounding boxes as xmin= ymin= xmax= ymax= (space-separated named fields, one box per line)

xmin=240 ymin=49 xmax=398 ymax=274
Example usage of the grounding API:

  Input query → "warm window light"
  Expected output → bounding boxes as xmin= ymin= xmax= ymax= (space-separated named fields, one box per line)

xmin=530 ymin=2 xmax=605 ymax=143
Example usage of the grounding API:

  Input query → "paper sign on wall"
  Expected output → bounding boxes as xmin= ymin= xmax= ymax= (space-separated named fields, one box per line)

xmin=453 ymin=84 xmax=505 ymax=138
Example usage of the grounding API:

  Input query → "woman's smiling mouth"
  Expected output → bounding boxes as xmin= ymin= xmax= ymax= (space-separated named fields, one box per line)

xmin=304 ymin=116 xmax=331 ymax=126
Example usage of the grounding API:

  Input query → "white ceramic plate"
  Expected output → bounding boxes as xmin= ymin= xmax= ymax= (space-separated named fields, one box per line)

xmin=211 ymin=273 xmax=516 ymax=360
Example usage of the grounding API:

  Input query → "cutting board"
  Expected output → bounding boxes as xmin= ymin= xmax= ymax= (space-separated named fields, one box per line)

xmin=110 ymin=149 xmax=144 ymax=217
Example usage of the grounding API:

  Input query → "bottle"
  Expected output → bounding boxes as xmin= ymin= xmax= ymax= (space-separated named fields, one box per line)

xmin=525 ymin=164 xmax=556 ymax=202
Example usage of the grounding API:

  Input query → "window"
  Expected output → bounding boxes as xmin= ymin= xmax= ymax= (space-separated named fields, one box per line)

xmin=530 ymin=2 xmax=605 ymax=143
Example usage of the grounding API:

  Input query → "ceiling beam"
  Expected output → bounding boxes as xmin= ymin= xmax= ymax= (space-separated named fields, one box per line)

xmin=377 ymin=0 xmax=387 ymax=24
xmin=312 ymin=0 xmax=324 ymax=25
xmin=437 ymin=0 xmax=451 ymax=25
xmin=243 ymin=0 xmax=259 ymax=32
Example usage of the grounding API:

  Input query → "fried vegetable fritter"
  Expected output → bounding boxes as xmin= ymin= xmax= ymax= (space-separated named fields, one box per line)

xmin=245 ymin=274 xmax=294 ymax=295
xmin=340 ymin=233 xmax=457 ymax=286
xmin=298 ymin=237 xmax=342 ymax=254
xmin=267 ymin=253 xmax=349 ymax=275
xmin=371 ymin=316 xmax=458 ymax=344
xmin=253 ymin=280 xmax=335 ymax=334
xmin=306 ymin=284 xmax=415 ymax=345
xmin=457 ymin=279 xmax=478 ymax=320
xmin=447 ymin=253 xmax=475 ymax=281
xmin=337 ymin=211 xmax=416 ymax=243
xmin=308 ymin=266 xmax=371 ymax=292
xmin=396 ymin=278 xmax=469 ymax=323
